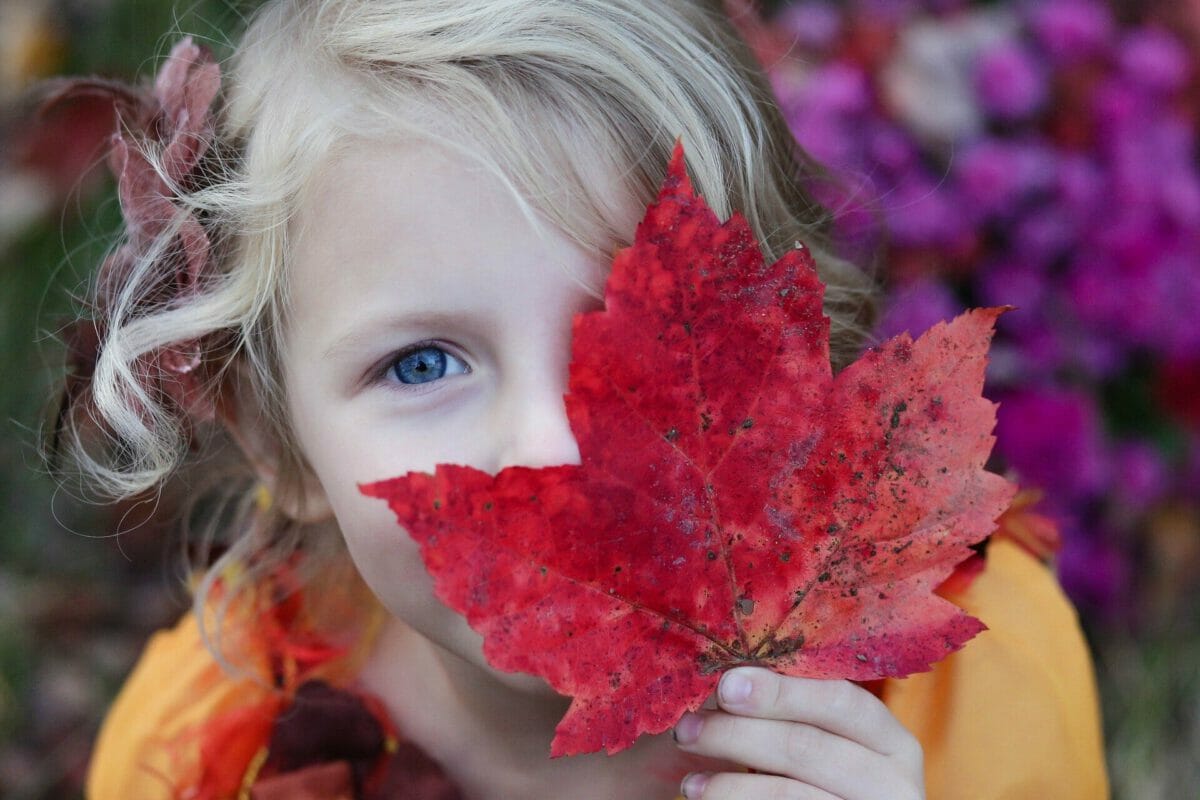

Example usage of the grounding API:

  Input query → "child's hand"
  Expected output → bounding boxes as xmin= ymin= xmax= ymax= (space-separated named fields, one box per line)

xmin=673 ymin=667 xmax=925 ymax=800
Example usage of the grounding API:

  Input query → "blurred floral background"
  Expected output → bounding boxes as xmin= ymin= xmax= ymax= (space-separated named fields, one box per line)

xmin=1 ymin=0 xmax=1198 ymax=797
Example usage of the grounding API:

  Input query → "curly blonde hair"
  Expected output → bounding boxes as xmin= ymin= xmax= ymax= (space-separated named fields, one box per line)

xmin=55 ymin=0 xmax=878 ymax=641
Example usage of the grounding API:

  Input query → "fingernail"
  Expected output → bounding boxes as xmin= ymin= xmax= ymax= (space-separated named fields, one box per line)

xmin=719 ymin=670 xmax=752 ymax=705
xmin=673 ymin=712 xmax=703 ymax=745
xmin=681 ymin=772 xmax=710 ymax=798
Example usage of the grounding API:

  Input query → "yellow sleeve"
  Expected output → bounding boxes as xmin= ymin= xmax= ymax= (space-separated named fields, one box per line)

xmin=85 ymin=611 xmax=273 ymax=800
xmin=882 ymin=537 xmax=1109 ymax=800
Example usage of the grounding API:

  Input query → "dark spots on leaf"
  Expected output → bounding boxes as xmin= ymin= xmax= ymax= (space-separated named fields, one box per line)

xmin=849 ymin=587 xmax=858 ymax=597
xmin=539 ymin=566 xmax=548 ymax=575
xmin=890 ymin=401 xmax=907 ymax=429
xmin=483 ymin=501 xmax=493 ymax=511
xmin=741 ymin=418 xmax=754 ymax=429
xmin=432 ymin=499 xmax=442 ymax=510
xmin=939 ymin=466 xmax=949 ymax=474
xmin=893 ymin=341 xmax=912 ymax=363
xmin=853 ymin=471 xmax=864 ymax=481
xmin=837 ymin=451 xmax=847 ymax=462
xmin=792 ymin=589 xmax=808 ymax=607
xmin=856 ymin=653 xmax=868 ymax=663
xmin=683 ymin=322 xmax=692 ymax=335
xmin=701 ymin=412 xmax=713 ymax=431
xmin=893 ymin=541 xmax=913 ymax=555
xmin=736 ymin=597 xmax=755 ymax=615
xmin=706 ymin=550 xmax=717 ymax=561
xmin=779 ymin=286 xmax=792 ymax=298
xmin=779 ymin=550 xmax=791 ymax=563
xmin=826 ymin=523 xmax=841 ymax=534
xmin=529 ymin=494 xmax=538 ymax=503
xmin=817 ymin=572 xmax=831 ymax=583
xmin=614 ymin=565 xmax=623 ymax=573
xmin=760 ymin=633 xmax=805 ymax=659
xmin=665 ymin=427 xmax=679 ymax=442
xmin=932 ymin=396 xmax=943 ymax=405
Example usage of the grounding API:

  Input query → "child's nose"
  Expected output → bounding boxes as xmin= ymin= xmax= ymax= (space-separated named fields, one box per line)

xmin=493 ymin=384 xmax=581 ymax=472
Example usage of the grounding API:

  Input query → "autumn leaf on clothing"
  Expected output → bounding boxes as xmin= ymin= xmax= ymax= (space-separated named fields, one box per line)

xmin=362 ymin=141 xmax=1016 ymax=757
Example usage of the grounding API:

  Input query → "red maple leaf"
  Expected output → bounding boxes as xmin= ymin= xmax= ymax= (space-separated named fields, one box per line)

xmin=362 ymin=141 xmax=1016 ymax=757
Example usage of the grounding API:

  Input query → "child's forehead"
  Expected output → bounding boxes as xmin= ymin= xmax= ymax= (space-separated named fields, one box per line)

xmin=293 ymin=102 xmax=646 ymax=258
xmin=284 ymin=135 xmax=610 ymax=342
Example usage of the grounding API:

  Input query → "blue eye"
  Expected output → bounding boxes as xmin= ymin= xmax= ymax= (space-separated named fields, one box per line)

xmin=391 ymin=345 xmax=469 ymax=385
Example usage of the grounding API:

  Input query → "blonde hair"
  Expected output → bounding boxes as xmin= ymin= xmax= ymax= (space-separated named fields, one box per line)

xmin=56 ymin=0 xmax=878 ymax=638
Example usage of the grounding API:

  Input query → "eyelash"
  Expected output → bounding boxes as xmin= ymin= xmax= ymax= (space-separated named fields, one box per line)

xmin=374 ymin=340 xmax=471 ymax=391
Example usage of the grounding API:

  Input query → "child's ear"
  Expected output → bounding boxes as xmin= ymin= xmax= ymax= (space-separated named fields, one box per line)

xmin=217 ymin=360 xmax=335 ymax=525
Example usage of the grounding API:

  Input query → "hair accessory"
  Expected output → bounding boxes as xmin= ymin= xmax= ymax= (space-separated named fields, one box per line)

xmin=46 ymin=37 xmax=222 ymax=436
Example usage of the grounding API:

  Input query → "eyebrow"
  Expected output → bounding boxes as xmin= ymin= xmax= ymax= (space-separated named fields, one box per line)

xmin=321 ymin=310 xmax=487 ymax=361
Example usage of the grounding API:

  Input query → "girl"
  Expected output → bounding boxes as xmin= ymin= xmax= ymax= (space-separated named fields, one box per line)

xmin=52 ymin=1 xmax=1107 ymax=798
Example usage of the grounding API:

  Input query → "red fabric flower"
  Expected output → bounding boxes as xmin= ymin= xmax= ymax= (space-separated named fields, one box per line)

xmin=44 ymin=37 xmax=224 ymax=438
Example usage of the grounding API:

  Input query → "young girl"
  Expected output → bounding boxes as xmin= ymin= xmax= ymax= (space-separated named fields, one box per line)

xmin=53 ymin=1 xmax=1108 ymax=797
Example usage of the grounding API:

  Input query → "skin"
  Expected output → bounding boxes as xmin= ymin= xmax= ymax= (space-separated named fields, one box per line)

xmin=278 ymin=136 xmax=925 ymax=799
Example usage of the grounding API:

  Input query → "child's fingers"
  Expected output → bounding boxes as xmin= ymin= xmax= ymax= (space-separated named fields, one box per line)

xmin=674 ymin=713 xmax=904 ymax=799
xmin=714 ymin=667 xmax=920 ymax=759
xmin=680 ymin=770 xmax=841 ymax=800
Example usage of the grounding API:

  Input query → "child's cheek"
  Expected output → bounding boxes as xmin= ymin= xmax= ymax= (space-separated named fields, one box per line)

xmin=332 ymin=488 xmax=565 ymax=697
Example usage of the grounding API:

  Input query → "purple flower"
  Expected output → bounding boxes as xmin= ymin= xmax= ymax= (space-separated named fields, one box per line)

xmin=1011 ymin=320 xmax=1068 ymax=377
xmin=1055 ymin=524 xmax=1131 ymax=621
xmin=1111 ymin=439 xmax=1170 ymax=514
xmin=1160 ymin=169 xmax=1200 ymax=229
xmin=1070 ymin=333 xmax=1128 ymax=380
xmin=1054 ymin=154 xmax=1106 ymax=220
xmin=785 ymin=63 xmax=873 ymax=167
xmin=954 ymin=138 xmax=1056 ymax=221
xmin=975 ymin=40 xmax=1048 ymax=120
xmin=881 ymin=173 xmax=970 ymax=248
xmin=802 ymin=61 xmax=873 ymax=116
xmin=875 ymin=278 xmax=962 ymax=341
xmin=852 ymin=0 xmax=920 ymax=26
xmin=1012 ymin=207 xmax=1077 ymax=268
xmin=976 ymin=258 xmax=1047 ymax=314
xmin=868 ymin=124 xmax=919 ymax=173
xmin=1145 ymin=244 xmax=1200 ymax=358
xmin=776 ymin=1 xmax=843 ymax=52
xmin=1066 ymin=252 xmax=1141 ymax=342
xmin=1119 ymin=27 xmax=1192 ymax=95
xmin=995 ymin=387 xmax=1109 ymax=502
xmin=1026 ymin=0 xmax=1116 ymax=65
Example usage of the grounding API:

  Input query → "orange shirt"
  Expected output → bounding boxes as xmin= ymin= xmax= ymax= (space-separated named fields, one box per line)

xmin=86 ymin=535 xmax=1108 ymax=799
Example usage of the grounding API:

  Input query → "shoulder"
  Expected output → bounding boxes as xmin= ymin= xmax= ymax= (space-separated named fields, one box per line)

xmin=882 ymin=508 xmax=1110 ymax=800
xmin=86 ymin=608 xmax=279 ymax=799
xmin=85 ymin=572 xmax=460 ymax=800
